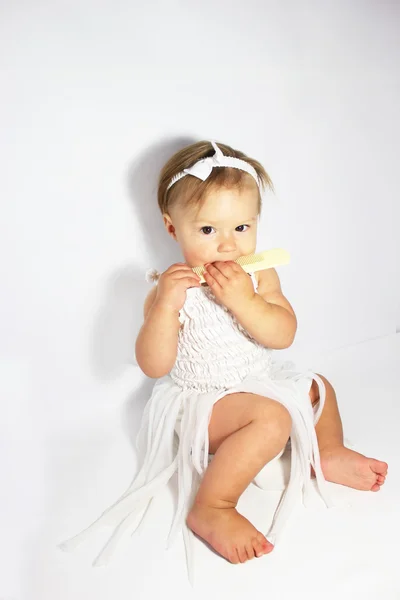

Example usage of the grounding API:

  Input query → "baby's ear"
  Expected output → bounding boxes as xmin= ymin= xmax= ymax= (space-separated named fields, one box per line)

xmin=162 ymin=213 xmax=177 ymax=241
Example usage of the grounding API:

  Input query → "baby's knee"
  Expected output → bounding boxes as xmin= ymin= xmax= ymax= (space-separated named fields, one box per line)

xmin=272 ymin=402 xmax=292 ymax=438
xmin=255 ymin=398 xmax=292 ymax=439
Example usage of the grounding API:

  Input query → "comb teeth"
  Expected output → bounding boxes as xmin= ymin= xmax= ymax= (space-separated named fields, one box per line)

xmin=192 ymin=248 xmax=290 ymax=283
xmin=236 ymin=250 xmax=272 ymax=266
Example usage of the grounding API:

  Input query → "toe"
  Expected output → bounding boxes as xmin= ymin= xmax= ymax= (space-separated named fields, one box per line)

xmin=246 ymin=542 xmax=256 ymax=560
xmin=230 ymin=548 xmax=241 ymax=564
xmin=257 ymin=532 xmax=274 ymax=555
xmin=371 ymin=482 xmax=381 ymax=492
xmin=237 ymin=546 xmax=248 ymax=563
xmin=253 ymin=537 xmax=265 ymax=557
xmin=372 ymin=460 xmax=388 ymax=475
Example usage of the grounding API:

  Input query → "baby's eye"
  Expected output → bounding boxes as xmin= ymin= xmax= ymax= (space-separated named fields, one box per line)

xmin=199 ymin=224 xmax=250 ymax=235
xmin=200 ymin=226 xmax=214 ymax=235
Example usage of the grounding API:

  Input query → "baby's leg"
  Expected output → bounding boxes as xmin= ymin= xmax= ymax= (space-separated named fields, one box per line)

xmin=310 ymin=373 xmax=388 ymax=491
xmin=187 ymin=392 xmax=291 ymax=564
xmin=309 ymin=375 xmax=343 ymax=450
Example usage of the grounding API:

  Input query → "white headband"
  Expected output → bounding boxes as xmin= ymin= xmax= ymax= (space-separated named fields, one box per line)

xmin=166 ymin=140 xmax=261 ymax=191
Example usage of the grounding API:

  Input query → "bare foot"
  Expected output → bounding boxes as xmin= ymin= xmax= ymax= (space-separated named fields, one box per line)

xmin=312 ymin=445 xmax=388 ymax=492
xmin=186 ymin=501 xmax=274 ymax=564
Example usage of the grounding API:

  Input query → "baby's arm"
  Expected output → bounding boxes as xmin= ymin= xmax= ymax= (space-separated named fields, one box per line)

xmin=256 ymin=268 xmax=296 ymax=319
xmin=232 ymin=267 xmax=297 ymax=349
xmin=135 ymin=286 xmax=180 ymax=378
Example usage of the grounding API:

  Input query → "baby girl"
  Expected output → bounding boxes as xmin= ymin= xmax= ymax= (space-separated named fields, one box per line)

xmin=59 ymin=140 xmax=388 ymax=583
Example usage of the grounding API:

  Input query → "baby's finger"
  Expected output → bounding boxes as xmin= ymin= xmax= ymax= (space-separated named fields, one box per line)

xmin=182 ymin=276 xmax=201 ymax=288
xmin=229 ymin=260 xmax=246 ymax=273
xmin=213 ymin=260 xmax=236 ymax=272
xmin=172 ymin=271 xmax=201 ymax=282
xmin=205 ymin=263 xmax=227 ymax=285
xmin=165 ymin=263 xmax=195 ymax=277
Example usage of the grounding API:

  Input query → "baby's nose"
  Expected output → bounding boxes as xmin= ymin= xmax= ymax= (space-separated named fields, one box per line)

xmin=218 ymin=237 xmax=236 ymax=252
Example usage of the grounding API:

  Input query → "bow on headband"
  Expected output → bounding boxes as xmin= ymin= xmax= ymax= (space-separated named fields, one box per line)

xmin=166 ymin=141 xmax=261 ymax=191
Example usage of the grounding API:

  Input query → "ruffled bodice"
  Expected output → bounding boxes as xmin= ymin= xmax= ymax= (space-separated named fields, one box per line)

xmin=169 ymin=275 xmax=273 ymax=392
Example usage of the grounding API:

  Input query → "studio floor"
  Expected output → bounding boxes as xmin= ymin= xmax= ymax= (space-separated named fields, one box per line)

xmin=36 ymin=333 xmax=400 ymax=599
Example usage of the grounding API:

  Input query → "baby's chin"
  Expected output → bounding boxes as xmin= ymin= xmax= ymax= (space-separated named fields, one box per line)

xmin=186 ymin=260 xmax=206 ymax=268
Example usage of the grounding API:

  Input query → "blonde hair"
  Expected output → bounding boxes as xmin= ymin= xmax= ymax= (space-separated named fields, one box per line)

xmin=157 ymin=140 xmax=273 ymax=217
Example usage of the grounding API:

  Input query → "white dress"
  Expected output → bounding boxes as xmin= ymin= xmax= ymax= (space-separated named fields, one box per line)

xmin=58 ymin=271 xmax=333 ymax=585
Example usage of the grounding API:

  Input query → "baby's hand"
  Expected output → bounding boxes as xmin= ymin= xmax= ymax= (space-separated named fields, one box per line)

xmin=204 ymin=261 xmax=256 ymax=313
xmin=154 ymin=263 xmax=201 ymax=313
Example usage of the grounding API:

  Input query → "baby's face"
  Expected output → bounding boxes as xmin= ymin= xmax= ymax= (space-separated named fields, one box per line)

xmin=164 ymin=181 xmax=259 ymax=267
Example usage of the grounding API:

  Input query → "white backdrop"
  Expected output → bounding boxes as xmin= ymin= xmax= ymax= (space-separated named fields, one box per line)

xmin=1 ymin=1 xmax=399 ymax=599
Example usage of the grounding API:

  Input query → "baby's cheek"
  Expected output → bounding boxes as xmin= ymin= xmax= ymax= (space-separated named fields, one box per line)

xmin=186 ymin=254 xmax=210 ymax=267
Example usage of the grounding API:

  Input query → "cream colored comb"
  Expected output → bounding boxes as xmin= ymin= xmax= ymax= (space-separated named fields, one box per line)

xmin=192 ymin=248 xmax=290 ymax=284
